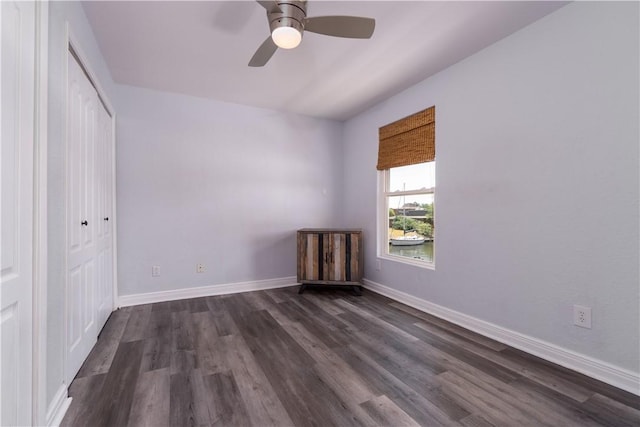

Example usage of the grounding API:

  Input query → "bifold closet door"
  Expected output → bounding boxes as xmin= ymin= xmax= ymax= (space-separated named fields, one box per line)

xmin=66 ymin=51 xmax=115 ymax=384
xmin=66 ymin=53 xmax=99 ymax=383
xmin=95 ymin=101 xmax=113 ymax=330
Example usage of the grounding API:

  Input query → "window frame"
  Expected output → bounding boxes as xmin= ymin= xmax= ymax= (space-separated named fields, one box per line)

xmin=377 ymin=163 xmax=435 ymax=269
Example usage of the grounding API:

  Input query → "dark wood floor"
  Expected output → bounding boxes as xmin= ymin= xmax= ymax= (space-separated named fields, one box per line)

xmin=62 ymin=286 xmax=640 ymax=427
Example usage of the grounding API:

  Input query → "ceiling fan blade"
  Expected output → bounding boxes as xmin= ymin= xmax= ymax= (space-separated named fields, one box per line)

xmin=249 ymin=36 xmax=278 ymax=67
xmin=256 ymin=0 xmax=282 ymax=14
xmin=304 ymin=16 xmax=375 ymax=39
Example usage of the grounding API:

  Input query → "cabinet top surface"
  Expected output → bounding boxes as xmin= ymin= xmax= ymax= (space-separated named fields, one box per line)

xmin=298 ymin=228 xmax=362 ymax=233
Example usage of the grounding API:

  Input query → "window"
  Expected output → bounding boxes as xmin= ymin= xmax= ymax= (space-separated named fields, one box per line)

xmin=380 ymin=162 xmax=435 ymax=265
xmin=377 ymin=106 xmax=435 ymax=267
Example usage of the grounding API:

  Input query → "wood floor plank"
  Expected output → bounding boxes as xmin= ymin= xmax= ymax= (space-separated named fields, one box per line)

xmin=235 ymin=308 xmax=317 ymax=371
xmin=172 ymin=310 xmax=196 ymax=352
xmin=438 ymin=360 xmax=584 ymax=427
xmin=274 ymin=300 xmax=350 ymax=348
xmin=151 ymin=300 xmax=173 ymax=313
xmin=121 ymin=304 xmax=153 ymax=342
xmin=338 ymin=311 xmax=447 ymax=377
xmin=147 ymin=309 xmax=173 ymax=338
xmin=185 ymin=297 xmax=210 ymax=313
xmin=300 ymin=291 xmax=347 ymax=316
xmin=127 ymin=368 xmax=170 ymax=427
xmin=84 ymin=340 xmax=145 ymax=427
xmin=139 ymin=311 xmax=173 ymax=373
xmin=263 ymin=287 xmax=295 ymax=304
xmin=580 ymin=393 xmax=640 ymax=427
xmin=211 ymin=310 xmax=238 ymax=337
xmin=287 ymin=295 xmax=351 ymax=332
xmin=192 ymin=311 xmax=226 ymax=374
xmin=169 ymin=370 xmax=210 ymax=427
xmin=139 ymin=336 xmax=172 ymax=373
xmin=362 ymin=313 xmax=521 ymax=385
xmin=437 ymin=371 xmax=539 ymax=426
xmin=389 ymin=301 xmax=508 ymax=352
xmin=509 ymin=376 xmax=618 ymax=427
xmin=360 ymin=395 xmax=422 ymax=427
xmin=413 ymin=326 xmax=596 ymax=404
xmin=336 ymin=298 xmax=421 ymax=343
xmin=234 ymin=310 xmax=370 ymax=426
xmin=335 ymin=343 xmax=462 ymax=426
xmin=60 ymin=373 xmax=107 ymax=427
xmin=170 ymin=349 xmax=197 ymax=374
xmin=169 ymin=299 xmax=190 ymax=313
xmin=75 ymin=308 xmax=131 ymax=378
xmin=500 ymin=346 xmax=633 ymax=404
xmin=62 ymin=287 xmax=640 ymax=427
xmin=458 ymin=414 xmax=496 ymax=427
xmin=204 ymin=295 xmax=226 ymax=314
xmin=202 ymin=370 xmax=252 ymax=427
xmin=218 ymin=334 xmax=295 ymax=427
xmin=276 ymin=319 xmax=378 ymax=405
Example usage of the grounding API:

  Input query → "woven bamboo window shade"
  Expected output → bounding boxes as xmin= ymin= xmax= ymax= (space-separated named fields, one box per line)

xmin=376 ymin=106 xmax=435 ymax=170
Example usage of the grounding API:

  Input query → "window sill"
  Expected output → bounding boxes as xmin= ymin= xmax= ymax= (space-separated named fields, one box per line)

xmin=378 ymin=253 xmax=435 ymax=270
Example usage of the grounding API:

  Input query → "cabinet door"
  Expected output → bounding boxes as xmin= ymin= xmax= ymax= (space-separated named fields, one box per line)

xmin=298 ymin=231 xmax=362 ymax=284
xmin=298 ymin=232 xmax=325 ymax=281
xmin=328 ymin=232 xmax=361 ymax=282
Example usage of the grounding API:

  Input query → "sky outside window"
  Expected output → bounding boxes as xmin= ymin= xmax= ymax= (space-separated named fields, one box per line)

xmin=389 ymin=162 xmax=435 ymax=193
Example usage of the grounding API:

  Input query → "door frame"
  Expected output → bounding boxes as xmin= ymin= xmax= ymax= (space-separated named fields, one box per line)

xmin=33 ymin=2 xmax=49 ymax=425
xmin=1 ymin=1 xmax=48 ymax=424
xmin=62 ymin=23 xmax=117 ymax=388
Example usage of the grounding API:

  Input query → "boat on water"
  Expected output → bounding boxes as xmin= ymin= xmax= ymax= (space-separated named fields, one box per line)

xmin=390 ymin=236 xmax=425 ymax=246
xmin=390 ymin=183 xmax=430 ymax=246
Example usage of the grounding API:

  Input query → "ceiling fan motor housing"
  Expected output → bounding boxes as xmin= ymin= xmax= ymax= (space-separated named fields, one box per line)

xmin=268 ymin=1 xmax=307 ymax=35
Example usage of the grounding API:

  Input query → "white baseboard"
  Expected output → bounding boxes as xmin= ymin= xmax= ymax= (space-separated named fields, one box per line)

xmin=118 ymin=276 xmax=298 ymax=307
xmin=45 ymin=384 xmax=72 ymax=426
xmin=362 ymin=278 xmax=640 ymax=396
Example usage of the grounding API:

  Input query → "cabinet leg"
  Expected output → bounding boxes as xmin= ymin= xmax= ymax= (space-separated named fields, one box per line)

xmin=298 ymin=284 xmax=306 ymax=294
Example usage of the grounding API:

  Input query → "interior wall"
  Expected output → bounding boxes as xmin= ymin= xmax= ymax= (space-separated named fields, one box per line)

xmin=115 ymin=85 xmax=344 ymax=297
xmin=342 ymin=2 xmax=639 ymax=373
xmin=46 ymin=0 xmax=116 ymax=410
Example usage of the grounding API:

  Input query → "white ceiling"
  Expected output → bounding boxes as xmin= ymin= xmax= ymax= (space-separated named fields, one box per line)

xmin=83 ymin=0 xmax=568 ymax=120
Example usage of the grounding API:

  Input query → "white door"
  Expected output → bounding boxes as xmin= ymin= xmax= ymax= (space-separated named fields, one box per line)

xmin=65 ymin=53 xmax=98 ymax=383
xmin=1 ymin=1 xmax=35 ymax=425
xmin=95 ymin=101 xmax=113 ymax=331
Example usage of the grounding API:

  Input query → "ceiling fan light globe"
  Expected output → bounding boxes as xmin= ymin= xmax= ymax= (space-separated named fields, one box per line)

xmin=272 ymin=26 xmax=302 ymax=49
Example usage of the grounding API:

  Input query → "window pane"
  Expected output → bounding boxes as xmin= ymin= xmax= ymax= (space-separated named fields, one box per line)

xmin=389 ymin=241 xmax=434 ymax=263
xmin=386 ymin=188 xmax=434 ymax=263
xmin=388 ymin=162 xmax=435 ymax=193
xmin=387 ymin=193 xmax=434 ymax=240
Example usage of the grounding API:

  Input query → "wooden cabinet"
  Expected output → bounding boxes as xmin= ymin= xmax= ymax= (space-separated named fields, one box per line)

xmin=297 ymin=229 xmax=363 ymax=294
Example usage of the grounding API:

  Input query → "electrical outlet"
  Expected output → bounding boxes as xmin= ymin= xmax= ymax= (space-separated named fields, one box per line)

xmin=376 ymin=259 xmax=382 ymax=271
xmin=196 ymin=263 xmax=205 ymax=273
xmin=573 ymin=305 xmax=592 ymax=329
xmin=152 ymin=266 xmax=160 ymax=277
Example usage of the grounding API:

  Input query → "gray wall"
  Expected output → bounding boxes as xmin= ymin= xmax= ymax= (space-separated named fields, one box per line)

xmin=342 ymin=1 xmax=639 ymax=373
xmin=46 ymin=0 xmax=117 ymax=410
xmin=115 ymin=85 xmax=344 ymax=297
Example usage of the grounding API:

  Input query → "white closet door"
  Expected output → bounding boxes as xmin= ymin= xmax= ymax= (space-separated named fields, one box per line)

xmin=66 ymin=53 xmax=98 ymax=383
xmin=1 ymin=1 xmax=35 ymax=425
xmin=95 ymin=101 xmax=113 ymax=331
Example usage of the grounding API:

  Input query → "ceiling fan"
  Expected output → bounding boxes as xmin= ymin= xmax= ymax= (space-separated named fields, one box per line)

xmin=249 ymin=0 xmax=375 ymax=67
